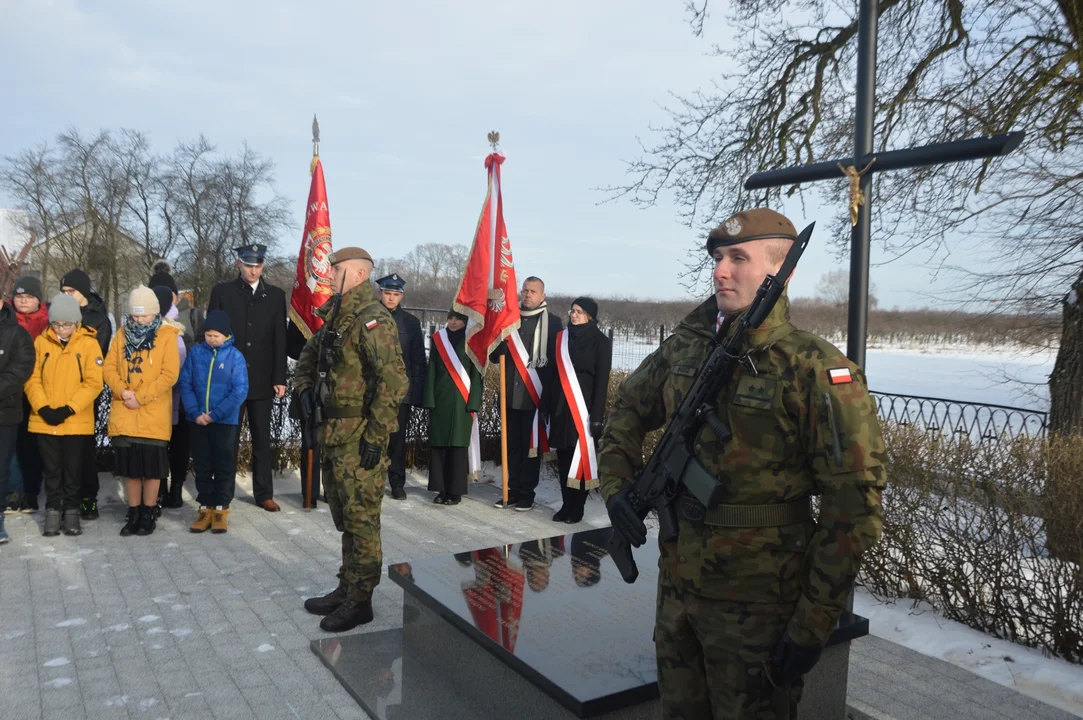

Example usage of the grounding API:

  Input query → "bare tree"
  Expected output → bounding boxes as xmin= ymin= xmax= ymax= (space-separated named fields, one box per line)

xmin=611 ymin=0 xmax=1083 ymax=433
xmin=817 ymin=269 xmax=878 ymax=309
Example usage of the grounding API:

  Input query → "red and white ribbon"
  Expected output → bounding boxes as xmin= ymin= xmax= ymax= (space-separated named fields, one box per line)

xmin=507 ymin=332 xmax=549 ymax=457
xmin=554 ymin=330 xmax=598 ymax=489
xmin=433 ymin=329 xmax=481 ymax=479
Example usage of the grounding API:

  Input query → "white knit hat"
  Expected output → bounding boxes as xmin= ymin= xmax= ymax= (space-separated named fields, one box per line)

xmin=128 ymin=285 xmax=160 ymax=316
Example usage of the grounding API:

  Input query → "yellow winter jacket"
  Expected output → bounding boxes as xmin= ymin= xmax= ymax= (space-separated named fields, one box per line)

xmin=25 ymin=325 xmax=105 ymax=436
xmin=103 ymin=322 xmax=181 ymax=442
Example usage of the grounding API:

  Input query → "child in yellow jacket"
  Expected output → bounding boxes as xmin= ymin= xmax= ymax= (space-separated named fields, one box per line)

xmin=103 ymin=286 xmax=180 ymax=538
xmin=24 ymin=294 xmax=104 ymax=537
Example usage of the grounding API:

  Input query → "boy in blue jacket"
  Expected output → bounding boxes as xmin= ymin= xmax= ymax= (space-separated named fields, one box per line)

xmin=179 ymin=310 xmax=248 ymax=534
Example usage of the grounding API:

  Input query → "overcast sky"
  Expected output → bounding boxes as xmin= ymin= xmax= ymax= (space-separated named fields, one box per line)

xmin=0 ymin=0 xmax=965 ymax=308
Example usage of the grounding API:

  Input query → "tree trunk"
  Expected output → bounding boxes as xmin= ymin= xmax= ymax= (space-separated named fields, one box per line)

xmin=1049 ymin=274 xmax=1083 ymax=436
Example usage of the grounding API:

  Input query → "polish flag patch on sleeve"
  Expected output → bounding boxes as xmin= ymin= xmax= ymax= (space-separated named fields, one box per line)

xmin=365 ymin=319 xmax=379 ymax=330
xmin=828 ymin=367 xmax=853 ymax=385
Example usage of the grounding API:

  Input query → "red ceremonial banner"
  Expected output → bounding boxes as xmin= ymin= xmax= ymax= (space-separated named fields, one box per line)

xmin=289 ymin=156 xmax=334 ymax=338
xmin=452 ymin=153 xmax=521 ymax=372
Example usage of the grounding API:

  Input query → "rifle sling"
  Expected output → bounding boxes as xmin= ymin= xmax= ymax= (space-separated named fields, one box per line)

xmin=677 ymin=496 xmax=811 ymax=528
xmin=322 ymin=406 xmax=367 ymax=419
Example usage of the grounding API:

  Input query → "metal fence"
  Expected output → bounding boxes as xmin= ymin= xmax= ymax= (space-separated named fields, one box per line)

xmin=870 ymin=391 xmax=1048 ymax=442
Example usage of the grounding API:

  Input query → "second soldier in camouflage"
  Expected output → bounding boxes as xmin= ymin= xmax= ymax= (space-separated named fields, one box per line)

xmin=599 ymin=209 xmax=887 ymax=719
xmin=294 ymin=247 xmax=409 ymax=633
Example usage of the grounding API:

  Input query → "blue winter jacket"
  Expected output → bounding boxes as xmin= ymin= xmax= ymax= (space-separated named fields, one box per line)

xmin=179 ymin=337 xmax=249 ymax=425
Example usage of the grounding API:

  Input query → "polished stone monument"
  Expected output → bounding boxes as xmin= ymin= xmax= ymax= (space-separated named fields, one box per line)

xmin=312 ymin=527 xmax=867 ymax=719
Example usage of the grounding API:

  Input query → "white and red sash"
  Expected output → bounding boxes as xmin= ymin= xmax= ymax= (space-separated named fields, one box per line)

xmin=554 ymin=329 xmax=599 ymax=489
xmin=507 ymin=331 xmax=549 ymax=457
xmin=432 ymin=329 xmax=481 ymax=480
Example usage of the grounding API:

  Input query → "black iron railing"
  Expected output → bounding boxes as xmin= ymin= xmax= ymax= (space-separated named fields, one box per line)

xmin=870 ymin=391 xmax=1048 ymax=442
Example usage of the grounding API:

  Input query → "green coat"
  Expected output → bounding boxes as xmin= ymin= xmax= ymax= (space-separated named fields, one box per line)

xmin=294 ymin=284 xmax=408 ymax=449
xmin=423 ymin=330 xmax=483 ymax=448
xmin=598 ymin=291 xmax=886 ymax=649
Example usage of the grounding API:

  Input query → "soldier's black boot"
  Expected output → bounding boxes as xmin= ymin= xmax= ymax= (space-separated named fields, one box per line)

xmin=303 ymin=583 xmax=348 ymax=616
xmin=119 ymin=507 xmax=140 ymax=537
xmin=319 ymin=599 xmax=374 ymax=632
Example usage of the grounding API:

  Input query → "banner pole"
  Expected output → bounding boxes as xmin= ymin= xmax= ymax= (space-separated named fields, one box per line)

xmin=500 ymin=354 xmax=509 ymax=505
xmin=304 ymin=448 xmax=313 ymax=511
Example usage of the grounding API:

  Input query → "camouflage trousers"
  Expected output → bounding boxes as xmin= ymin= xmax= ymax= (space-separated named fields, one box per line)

xmin=655 ymin=570 xmax=801 ymax=720
xmin=323 ymin=443 xmax=387 ymax=602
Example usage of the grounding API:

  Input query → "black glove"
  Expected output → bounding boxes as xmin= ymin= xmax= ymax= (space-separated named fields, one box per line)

xmin=39 ymin=406 xmax=73 ymax=426
xmin=359 ymin=438 xmax=382 ymax=470
xmin=589 ymin=421 xmax=604 ymax=438
xmin=770 ymin=632 xmax=823 ymax=687
xmin=605 ymin=486 xmax=648 ymax=547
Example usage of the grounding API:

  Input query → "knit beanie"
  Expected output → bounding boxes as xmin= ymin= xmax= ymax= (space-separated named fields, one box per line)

xmin=60 ymin=268 xmax=92 ymax=299
xmin=151 ymin=285 xmax=174 ymax=314
xmin=202 ymin=310 xmax=232 ymax=337
xmin=148 ymin=260 xmax=178 ymax=294
xmin=447 ymin=309 xmax=469 ymax=323
xmin=12 ymin=276 xmax=43 ymax=303
xmin=48 ymin=293 xmax=82 ymax=324
xmin=572 ymin=296 xmax=599 ymax=321
xmin=128 ymin=285 xmax=160 ymax=316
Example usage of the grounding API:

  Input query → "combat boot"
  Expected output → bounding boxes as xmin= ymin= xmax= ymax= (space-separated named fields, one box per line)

xmin=303 ymin=583 xmax=348 ymax=616
xmin=43 ymin=509 xmax=62 ymax=537
xmin=319 ymin=599 xmax=374 ymax=632
xmin=137 ymin=505 xmax=157 ymax=536
xmin=62 ymin=509 xmax=82 ymax=536
xmin=119 ymin=507 xmax=140 ymax=536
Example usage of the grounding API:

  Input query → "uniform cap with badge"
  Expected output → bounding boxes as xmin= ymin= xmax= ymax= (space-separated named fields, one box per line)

xmin=706 ymin=208 xmax=797 ymax=254
xmin=234 ymin=244 xmax=268 ymax=266
xmin=375 ymin=273 xmax=405 ymax=292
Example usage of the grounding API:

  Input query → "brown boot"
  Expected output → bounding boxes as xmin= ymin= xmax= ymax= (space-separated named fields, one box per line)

xmin=303 ymin=583 xmax=348 ymax=616
xmin=319 ymin=599 xmax=374 ymax=632
xmin=190 ymin=507 xmax=213 ymax=533
xmin=211 ymin=506 xmax=230 ymax=534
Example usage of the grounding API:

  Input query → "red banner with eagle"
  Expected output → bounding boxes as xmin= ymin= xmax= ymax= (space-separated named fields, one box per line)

xmin=289 ymin=154 xmax=334 ymax=338
xmin=452 ymin=149 xmax=521 ymax=372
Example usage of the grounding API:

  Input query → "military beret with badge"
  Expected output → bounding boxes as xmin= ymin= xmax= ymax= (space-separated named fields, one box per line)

xmin=706 ymin=208 xmax=797 ymax=255
xmin=328 ymin=247 xmax=374 ymax=266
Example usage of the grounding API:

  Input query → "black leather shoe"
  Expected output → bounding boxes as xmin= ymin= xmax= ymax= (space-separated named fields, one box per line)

xmin=432 ymin=493 xmax=446 ymax=504
xmin=163 ymin=481 xmax=185 ymax=509
xmin=391 ymin=487 xmax=407 ymax=501
xmin=319 ymin=599 xmax=374 ymax=632
xmin=564 ymin=511 xmax=584 ymax=524
xmin=304 ymin=584 xmax=348 ymax=616
xmin=444 ymin=495 xmax=461 ymax=506
xmin=552 ymin=507 xmax=568 ymax=522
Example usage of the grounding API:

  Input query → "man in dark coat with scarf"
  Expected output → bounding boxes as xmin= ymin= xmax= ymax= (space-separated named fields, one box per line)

xmin=208 ymin=244 xmax=287 ymax=511
xmin=59 ymin=268 xmax=113 ymax=520
xmin=376 ymin=274 xmax=427 ymax=500
xmin=543 ymin=297 xmax=612 ymax=524
xmin=489 ymin=276 xmax=563 ymax=511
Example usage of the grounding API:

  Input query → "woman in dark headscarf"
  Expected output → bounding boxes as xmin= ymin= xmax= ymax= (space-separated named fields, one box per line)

xmin=543 ymin=297 xmax=612 ymax=524
xmin=422 ymin=310 xmax=482 ymax=505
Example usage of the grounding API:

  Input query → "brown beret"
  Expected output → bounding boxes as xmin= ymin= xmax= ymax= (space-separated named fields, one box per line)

xmin=328 ymin=247 xmax=373 ymax=265
xmin=706 ymin=208 xmax=797 ymax=254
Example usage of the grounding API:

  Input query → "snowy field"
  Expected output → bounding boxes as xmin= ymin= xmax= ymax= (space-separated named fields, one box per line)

xmin=610 ymin=335 xmax=1056 ymax=411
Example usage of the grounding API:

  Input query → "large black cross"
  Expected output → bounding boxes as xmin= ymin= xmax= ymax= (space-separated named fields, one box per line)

xmin=743 ymin=0 xmax=1023 ymax=369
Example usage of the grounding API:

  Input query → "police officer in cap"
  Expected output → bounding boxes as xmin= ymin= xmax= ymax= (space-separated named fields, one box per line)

xmin=600 ymin=208 xmax=886 ymax=718
xmin=208 ymin=244 xmax=288 ymax=512
xmin=375 ymin=274 xmax=427 ymax=500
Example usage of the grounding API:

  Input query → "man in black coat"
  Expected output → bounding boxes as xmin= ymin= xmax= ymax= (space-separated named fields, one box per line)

xmin=59 ymin=268 xmax=113 ymax=520
xmin=376 ymin=274 xmax=427 ymax=501
xmin=208 ymin=244 xmax=287 ymax=511
xmin=0 ymin=297 xmax=35 ymax=543
xmin=489 ymin=276 xmax=563 ymax=511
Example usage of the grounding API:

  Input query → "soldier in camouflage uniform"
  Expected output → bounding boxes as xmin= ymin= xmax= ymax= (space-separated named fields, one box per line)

xmin=599 ymin=209 xmax=886 ymax=719
xmin=294 ymin=247 xmax=409 ymax=633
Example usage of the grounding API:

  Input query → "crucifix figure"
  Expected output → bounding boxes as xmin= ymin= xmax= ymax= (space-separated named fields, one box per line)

xmin=743 ymin=0 xmax=1023 ymax=369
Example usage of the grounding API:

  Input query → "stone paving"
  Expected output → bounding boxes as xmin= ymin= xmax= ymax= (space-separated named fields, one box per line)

xmin=1 ymin=468 xmax=1079 ymax=720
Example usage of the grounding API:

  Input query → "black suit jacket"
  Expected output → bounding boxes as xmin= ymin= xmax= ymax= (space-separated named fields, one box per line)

xmin=208 ymin=276 xmax=286 ymax=400
xmin=390 ymin=307 xmax=427 ymax=407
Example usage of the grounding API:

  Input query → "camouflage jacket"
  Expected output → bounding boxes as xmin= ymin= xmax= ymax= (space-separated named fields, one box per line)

xmin=598 ymin=292 xmax=886 ymax=648
xmin=294 ymin=284 xmax=408 ymax=448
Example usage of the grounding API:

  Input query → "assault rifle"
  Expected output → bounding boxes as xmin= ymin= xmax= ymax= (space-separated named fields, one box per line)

xmin=608 ymin=222 xmax=813 ymax=583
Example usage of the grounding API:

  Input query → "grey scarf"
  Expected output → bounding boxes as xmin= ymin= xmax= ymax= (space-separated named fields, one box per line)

xmin=520 ymin=303 xmax=550 ymax=368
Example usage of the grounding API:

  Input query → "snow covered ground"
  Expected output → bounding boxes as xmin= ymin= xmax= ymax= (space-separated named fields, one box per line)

xmin=855 ymin=591 xmax=1083 ymax=717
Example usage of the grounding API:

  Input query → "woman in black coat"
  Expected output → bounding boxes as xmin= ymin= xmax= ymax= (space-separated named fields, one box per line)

xmin=543 ymin=297 xmax=611 ymax=524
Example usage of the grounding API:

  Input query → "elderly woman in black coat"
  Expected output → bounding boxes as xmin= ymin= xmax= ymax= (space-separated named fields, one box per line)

xmin=543 ymin=297 xmax=612 ymax=524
